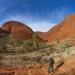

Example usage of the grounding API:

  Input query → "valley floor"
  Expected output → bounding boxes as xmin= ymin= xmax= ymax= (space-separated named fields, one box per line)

xmin=0 ymin=54 xmax=75 ymax=75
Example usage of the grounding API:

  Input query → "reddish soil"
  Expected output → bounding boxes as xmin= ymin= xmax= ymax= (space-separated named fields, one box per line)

xmin=1 ymin=21 xmax=33 ymax=40
xmin=0 ymin=54 xmax=75 ymax=75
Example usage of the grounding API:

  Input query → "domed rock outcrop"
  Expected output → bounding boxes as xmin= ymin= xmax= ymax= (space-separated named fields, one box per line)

xmin=1 ymin=21 xmax=33 ymax=40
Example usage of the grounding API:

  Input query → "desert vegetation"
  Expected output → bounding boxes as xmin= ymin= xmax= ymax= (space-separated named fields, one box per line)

xmin=0 ymin=16 xmax=75 ymax=74
xmin=0 ymin=33 xmax=74 ymax=68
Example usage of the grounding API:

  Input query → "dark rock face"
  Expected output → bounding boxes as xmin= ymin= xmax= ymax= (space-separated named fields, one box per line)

xmin=0 ymin=28 xmax=9 ymax=37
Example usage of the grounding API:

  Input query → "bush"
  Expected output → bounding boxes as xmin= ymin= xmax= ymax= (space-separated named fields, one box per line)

xmin=23 ymin=40 xmax=34 ymax=52
xmin=14 ymin=39 xmax=24 ymax=46
xmin=0 ymin=37 xmax=9 ymax=53
xmin=32 ymin=33 xmax=40 ymax=50
xmin=23 ymin=33 xmax=43 ymax=52
xmin=9 ymin=39 xmax=24 ymax=47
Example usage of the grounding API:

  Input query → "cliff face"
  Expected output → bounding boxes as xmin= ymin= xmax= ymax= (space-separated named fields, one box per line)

xmin=37 ymin=15 xmax=75 ymax=42
xmin=1 ymin=15 xmax=75 ymax=42
xmin=1 ymin=21 xmax=33 ymax=40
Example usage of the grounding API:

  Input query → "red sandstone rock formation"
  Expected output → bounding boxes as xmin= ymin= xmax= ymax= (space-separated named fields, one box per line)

xmin=37 ymin=15 xmax=75 ymax=42
xmin=1 ymin=21 xmax=33 ymax=40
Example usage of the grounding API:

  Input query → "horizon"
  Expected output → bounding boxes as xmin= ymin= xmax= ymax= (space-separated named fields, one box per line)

xmin=0 ymin=0 xmax=75 ymax=32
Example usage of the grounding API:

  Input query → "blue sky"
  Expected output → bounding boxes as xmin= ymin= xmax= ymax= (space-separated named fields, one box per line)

xmin=0 ymin=0 xmax=75 ymax=32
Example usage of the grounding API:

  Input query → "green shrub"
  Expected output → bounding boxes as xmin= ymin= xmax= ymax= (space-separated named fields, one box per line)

xmin=32 ymin=33 xmax=39 ymax=50
xmin=0 ymin=37 xmax=9 ymax=53
xmin=9 ymin=39 xmax=24 ymax=47
xmin=23 ymin=40 xmax=34 ymax=52
xmin=23 ymin=33 xmax=43 ymax=51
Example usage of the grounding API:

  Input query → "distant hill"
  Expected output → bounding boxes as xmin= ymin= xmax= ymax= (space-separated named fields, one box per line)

xmin=0 ymin=28 xmax=9 ymax=37
xmin=1 ymin=21 xmax=33 ymax=40
xmin=1 ymin=15 xmax=75 ymax=42
xmin=37 ymin=14 xmax=75 ymax=42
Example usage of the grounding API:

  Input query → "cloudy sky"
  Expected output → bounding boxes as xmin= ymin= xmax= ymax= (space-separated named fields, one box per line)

xmin=0 ymin=0 xmax=75 ymax=32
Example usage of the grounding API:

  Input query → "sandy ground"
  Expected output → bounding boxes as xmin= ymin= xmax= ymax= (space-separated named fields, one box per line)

xmin=0 ymin=54 xmax=75 ymax=75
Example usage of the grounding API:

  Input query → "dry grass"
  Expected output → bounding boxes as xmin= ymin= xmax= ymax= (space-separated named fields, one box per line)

xmin=0 ymin=37 xmax=75 ymax=68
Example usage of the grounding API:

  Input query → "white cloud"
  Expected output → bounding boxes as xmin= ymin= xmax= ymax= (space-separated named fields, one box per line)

xmin=27 ymin=22 xmax=56 ymax=32
xmin=0 ymin=14 xmax=56 ymax=32
xmin=7 ymin=18 xmax=56 ymax=32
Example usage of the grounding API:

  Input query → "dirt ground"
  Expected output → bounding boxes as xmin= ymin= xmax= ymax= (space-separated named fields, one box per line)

xmin=0 ymin=54 xmax=75 ymax=75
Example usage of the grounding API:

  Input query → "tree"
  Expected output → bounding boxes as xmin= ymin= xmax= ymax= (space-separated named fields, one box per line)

xmin=32 ymin=33 xmax=39 ymax=50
